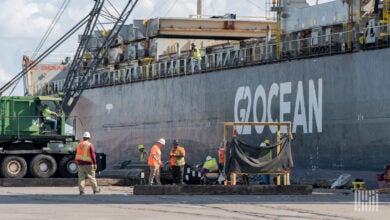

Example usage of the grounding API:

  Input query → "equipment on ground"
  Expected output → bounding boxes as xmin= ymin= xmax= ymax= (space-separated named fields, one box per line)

xmin=223 ymin=122 xmax=293 ymax=186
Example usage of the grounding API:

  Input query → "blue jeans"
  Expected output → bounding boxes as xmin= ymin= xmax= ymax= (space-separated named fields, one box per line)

xmin=192 ymin=59 xmax=201 ymax=72
xmin=46 ymin=118 xmax=57 ymax=131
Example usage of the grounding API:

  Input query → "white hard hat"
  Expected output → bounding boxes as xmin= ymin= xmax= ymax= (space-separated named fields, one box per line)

xmin=83 ymin=132 xmax=91 ymax=138
xmin=157 ymin=138 xmax=165 ymax=145
xmin=206 ymin=156 xmax=212 ymax=161
xmin=260 ymin=143 xmax=266 ymax=147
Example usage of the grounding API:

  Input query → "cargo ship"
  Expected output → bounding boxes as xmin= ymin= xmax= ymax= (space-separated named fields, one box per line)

xmin=25 ymin=0 xmax=390 ymax=181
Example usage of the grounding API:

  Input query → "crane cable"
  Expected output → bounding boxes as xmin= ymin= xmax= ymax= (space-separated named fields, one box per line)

xmin=8 ymin=0 xmax=70 ymax=96
xmin=32 ymin=0 xmax=71 ymax=60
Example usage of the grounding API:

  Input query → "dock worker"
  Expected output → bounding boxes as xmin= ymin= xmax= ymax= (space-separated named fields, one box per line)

xmin=42 ymin=104 xmax=59 ymax=132
xmin=169 ymin=140 xmax=186 ymax=184
xmin=191 ymin=43 xmax=202 ymax=72
xmin=148 ymin=138 xmax=165 ymax=185
xmin=138 ymin=144 xmax=148 ymax=163
xmin=75 ymin=131 xmax=100 ymax=195
xmin=201 ymin=156 xmax=219 ymax=174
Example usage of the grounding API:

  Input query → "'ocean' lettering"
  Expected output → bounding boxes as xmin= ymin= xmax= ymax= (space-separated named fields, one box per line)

xmin=234 ymin=78 xmax=322 ymax=134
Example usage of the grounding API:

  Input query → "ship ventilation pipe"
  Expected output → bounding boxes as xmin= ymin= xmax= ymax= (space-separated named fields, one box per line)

xmin=286 ymin=0 xmax=309 ymax=8
xmin=197 ymin=0 xmax=202 ymax=18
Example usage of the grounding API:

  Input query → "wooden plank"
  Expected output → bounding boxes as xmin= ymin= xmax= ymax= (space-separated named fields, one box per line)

xmin=133 ymin=185 xmax=312 ymax=195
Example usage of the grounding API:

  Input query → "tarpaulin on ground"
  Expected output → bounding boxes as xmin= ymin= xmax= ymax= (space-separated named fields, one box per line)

xmin=225 ymin=136 xmax=293 ymax=177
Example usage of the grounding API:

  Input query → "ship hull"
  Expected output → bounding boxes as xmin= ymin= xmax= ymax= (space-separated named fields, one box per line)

xmin=71 ymin=48 xmax=390 ymax=173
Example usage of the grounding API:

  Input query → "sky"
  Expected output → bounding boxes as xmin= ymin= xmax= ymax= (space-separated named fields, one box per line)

xmin=0 ymin=0 xmax=328 ymax=95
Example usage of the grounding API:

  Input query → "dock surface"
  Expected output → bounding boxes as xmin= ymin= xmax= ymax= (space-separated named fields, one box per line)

xmin=134 ymin=184 xmax=312 ymax=195
xmin=0 ymin=186 xmax=389 ymax=220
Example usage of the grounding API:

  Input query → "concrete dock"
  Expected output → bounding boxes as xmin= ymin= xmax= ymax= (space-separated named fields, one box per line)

xmin=0 ymin=186 xmax=389 ymax=220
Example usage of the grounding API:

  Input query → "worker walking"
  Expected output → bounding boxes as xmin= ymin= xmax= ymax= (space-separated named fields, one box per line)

xmin=191 ymin=43 xmax=202 ymax=72
xmin=138 ymin=144 xmax=148 ymax=163
xmin=148 ymin=138 xmax=165 ymax=185
xmin=169 ymin=139 xmax=185 ymax=184
xmin=42 ymin=104 xmax=59 ymax=132
xmin=75 ymin=131 xmax=100 ymax=195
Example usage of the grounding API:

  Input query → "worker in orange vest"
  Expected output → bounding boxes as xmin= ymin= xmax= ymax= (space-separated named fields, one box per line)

xmin=75 ymin=131 xmax=100 ymax=195
xmin=169 ymin=139 xmax=186 ymax=184
xmin=148 ymin=138 xmax=165 ymax=185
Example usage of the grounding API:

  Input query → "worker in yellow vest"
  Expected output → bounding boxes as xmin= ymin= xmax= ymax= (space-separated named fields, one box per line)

xmin=191 ymin=43 xmax=202 ymax=72
xmin=169 ymin=139 xmax=186 ymax=184
xmin=202 ymin=156 xmax=219 ymax=173
xmin=75 ymin=131 xmax=100 ymax=195
xmin=42 ymin=104 xmax=59 ymax=132
xmin=138 ymin=144 xmax=148 ymax=162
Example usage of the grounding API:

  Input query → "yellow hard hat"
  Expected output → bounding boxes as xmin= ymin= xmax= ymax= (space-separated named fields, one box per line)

xmin=138 ymin=144 xmax=145 ymax=150
xmin=264 ymin=139 xmax=270 ymax=145
xmin=102 ymin=30 xmax=108 ymax=37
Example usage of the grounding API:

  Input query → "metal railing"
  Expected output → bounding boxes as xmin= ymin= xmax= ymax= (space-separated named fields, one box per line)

xmin=36 ymin=23 xmax=390 ymax=95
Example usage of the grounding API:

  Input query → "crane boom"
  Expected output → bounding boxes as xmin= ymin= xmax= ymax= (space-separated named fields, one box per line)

xmin=61 ymin=0 xmax=139 ymax=115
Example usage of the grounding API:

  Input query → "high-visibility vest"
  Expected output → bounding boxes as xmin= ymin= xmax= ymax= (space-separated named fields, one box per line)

xmin=170 ymin=146 xmax=185 ymax=166
xmin=192 ymin=47 xmax=201 ymax=60
xmin=75 ymin=140 xmax=93 ymax=163
xmin=148 ymin=145 xmax=161 ymax=167
xmin=203 ymin=158 xmax=218 ymax=172
xmin=140 ymin=151 xmax=148 ymax=162
xmin=42 ymin=108 xmax=53 ymax=120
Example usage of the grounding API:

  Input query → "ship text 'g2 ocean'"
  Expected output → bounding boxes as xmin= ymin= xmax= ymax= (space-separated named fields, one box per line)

xmin=234 ymin=78 xmax=322 ymax=135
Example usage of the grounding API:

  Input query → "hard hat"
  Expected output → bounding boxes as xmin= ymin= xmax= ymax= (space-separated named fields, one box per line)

xmin=157 ymin=138 xmax=165 ymax=145
xmin=172 ymin=139 xmax=180 ymax=145
xmin=260 ymin=143 xmax=266 ymax=147
xmin=264 ymin=139 xmax=270 ymax=145
xmin=83 ymin=131 xmax=91 ymax=139
xmin=206 ymin=156 xmax=212 ymax=161
xmin=138 ymin=144 xmax=145 ymax=150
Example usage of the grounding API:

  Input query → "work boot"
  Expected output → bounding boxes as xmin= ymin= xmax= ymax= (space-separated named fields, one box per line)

xmin=93 ymin=188 xmax=101 ymax=195
xmin=79 ymin=191 xmax=85 ymax=195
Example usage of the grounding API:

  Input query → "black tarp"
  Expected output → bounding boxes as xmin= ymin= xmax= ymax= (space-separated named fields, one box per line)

xmin=225 ymin=136 xmax=293 ymax=177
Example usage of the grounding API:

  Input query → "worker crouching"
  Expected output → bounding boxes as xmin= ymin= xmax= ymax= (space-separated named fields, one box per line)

xmin=169 ymin=139 xmax=186 ymax=185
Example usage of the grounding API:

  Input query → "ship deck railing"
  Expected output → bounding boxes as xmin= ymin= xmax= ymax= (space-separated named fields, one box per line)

xmin=37 ymin=23 xmax=390 ymax=94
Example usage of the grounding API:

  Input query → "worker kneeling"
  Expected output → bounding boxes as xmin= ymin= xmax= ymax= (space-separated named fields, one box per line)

xmin=200 ymin=156 xmax=219 ymax=184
